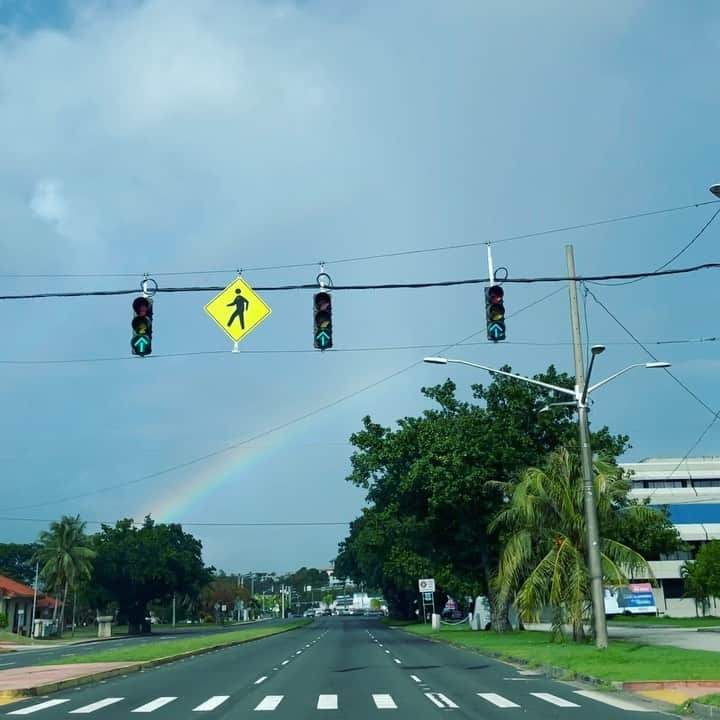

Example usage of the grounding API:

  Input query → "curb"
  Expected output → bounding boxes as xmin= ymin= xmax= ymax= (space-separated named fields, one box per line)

xmin=0 ymin=622 xmax=309 ymax=701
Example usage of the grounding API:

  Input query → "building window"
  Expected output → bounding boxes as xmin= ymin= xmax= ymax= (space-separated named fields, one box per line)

xmin=662 ymin=579 xmax=685 ymax=599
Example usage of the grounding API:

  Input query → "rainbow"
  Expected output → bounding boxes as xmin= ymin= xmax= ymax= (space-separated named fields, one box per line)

xmin=140 ymin=426 xmax=306 ymax=523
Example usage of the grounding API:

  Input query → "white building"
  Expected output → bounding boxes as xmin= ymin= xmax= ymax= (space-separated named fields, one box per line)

xmin=621 ymin=456 xmax=720 ymax=617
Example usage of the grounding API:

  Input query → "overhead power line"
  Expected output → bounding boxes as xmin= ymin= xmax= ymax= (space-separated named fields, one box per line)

xmin=0 ymin=287 xmax=561 ymax=514
xmin=0 ymin=516 xmax=351 ymax=528
xmin=2 ymin=199 xmax=716 ymax=280
xmin=2 ymin=261 xmax=720 ymax=301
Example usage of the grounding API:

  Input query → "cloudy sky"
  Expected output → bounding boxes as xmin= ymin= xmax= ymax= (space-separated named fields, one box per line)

xmin=1 ymin=0 xmax=719 ymax=575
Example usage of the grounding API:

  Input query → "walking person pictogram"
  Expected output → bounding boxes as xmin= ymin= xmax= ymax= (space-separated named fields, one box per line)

xmin=227 ymin=288 xmax=250 ymax=330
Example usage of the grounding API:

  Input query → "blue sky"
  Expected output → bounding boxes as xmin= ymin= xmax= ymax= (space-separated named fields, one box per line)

xmin=0 ymin=0 xmax=719 ymax=574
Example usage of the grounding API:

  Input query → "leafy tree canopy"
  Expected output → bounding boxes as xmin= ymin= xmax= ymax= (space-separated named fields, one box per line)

xmin=88 ymin=516 xmax=213 ymax=634
xmin=0 ymin=543 xmax=39 ymax=586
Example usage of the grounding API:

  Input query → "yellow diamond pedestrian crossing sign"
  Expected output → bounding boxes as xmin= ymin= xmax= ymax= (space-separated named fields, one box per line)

xmin=204 ymin=277 xmax=271 ymax=344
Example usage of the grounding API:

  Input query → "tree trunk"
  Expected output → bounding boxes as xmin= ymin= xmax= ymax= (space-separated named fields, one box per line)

xmin=480 ymin=541 xmax=510 ymax=632
xmin=59 ymin=579 xmax=69 ymax=637
xmin=572 ymin=620 xmax=585 ymax=643
xmin=126 ymin=604 xmax=151 ymax=635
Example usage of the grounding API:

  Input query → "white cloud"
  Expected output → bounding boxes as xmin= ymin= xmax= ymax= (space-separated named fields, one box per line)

xmin=29 ymin=179 xmax=69 ymax=235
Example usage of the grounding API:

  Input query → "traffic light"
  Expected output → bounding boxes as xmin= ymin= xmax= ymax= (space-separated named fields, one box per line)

xmin=313 ymin=291 xmax=332 ymax=350
xmin=485 ymin=285 xmax=506 ymax=342
xmin=131 ymin=296 xmax=153 ymax=357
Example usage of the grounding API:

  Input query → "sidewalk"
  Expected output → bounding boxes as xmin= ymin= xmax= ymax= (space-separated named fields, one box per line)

xmin=0 ymin=663 xmax=139 ymax=699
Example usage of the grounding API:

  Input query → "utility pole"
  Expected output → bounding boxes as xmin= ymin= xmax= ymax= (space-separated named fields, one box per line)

xmin=566 ymin=244 xmax=608 ymax=649
xmin=29 ymin=561 xmax=39 ymax=644
xmin=172 ymin=592 xmax=176 ymax=629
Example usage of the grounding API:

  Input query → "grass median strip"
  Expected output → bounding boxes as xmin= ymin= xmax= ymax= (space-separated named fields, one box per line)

xmin=41 ymin=621 xmax=310 ymax=665
xmin=403 ymin=624 xmax=720 ymax=682
xmin=695 ymin=694 xmax=720 ymax=707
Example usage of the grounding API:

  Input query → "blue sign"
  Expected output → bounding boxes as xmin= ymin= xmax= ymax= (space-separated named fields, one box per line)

xmin=423 ymin=592 xmax=432 ymax=602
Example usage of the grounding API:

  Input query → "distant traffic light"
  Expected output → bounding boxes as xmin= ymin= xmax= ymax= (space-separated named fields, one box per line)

xmin=131 ymin=296 xmax=153 ymax=357
xmin=485 ymin=285 xmax=506 ymax=342
xmin=313 ymin=291 xmax=332 ymax=350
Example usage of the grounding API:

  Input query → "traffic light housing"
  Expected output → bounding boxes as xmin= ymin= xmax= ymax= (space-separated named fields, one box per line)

xmin=313 ymin=291 xmax=332 ymax=350
xmin=485 ymin=285 xmax=506 ymax=342
xmin=131 ymin=296 xmax=153 ymax=356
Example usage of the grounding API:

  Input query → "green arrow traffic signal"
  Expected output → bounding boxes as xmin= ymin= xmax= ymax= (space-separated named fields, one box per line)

xmin=313 ymin=292 xmax=333 ymax=350
xmin=131 ymin=296 xmax=153 ymax=357
xmin=485 ymin=285 xmax=506 ymax=342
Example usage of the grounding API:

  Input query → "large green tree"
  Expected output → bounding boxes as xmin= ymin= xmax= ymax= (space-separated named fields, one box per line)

xmin=491 ymin=447 xmax=656 ymax=642
xmin=337 ymin=369 xmax=629 ymax=626
xmin=0 ymin=543 xmax=39 ymax=585
xmin=89 ymin=517 xmax=213 ymax=634
xmin=682 ymin=540 xmax=720 ymax=616
xmin=34 ymin=516 xmax=95 ymax=636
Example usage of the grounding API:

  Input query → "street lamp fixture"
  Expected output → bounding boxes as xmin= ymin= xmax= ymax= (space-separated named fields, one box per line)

xmin=710 ymin=184 xmax=720 ymax=199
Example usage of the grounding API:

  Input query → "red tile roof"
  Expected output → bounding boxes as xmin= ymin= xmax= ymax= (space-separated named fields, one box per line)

xmin=0 ymin=574 xmax=56 ymax=605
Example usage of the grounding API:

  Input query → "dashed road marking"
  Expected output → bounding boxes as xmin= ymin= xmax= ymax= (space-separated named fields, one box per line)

xmin=393 ymin=658 xmax=401 ymax=664
xmin=574 ymin=690 xmax=654 ymax=711
xmin=281 ymin=660 xmax=290 ymax=665
xmin=410 ymin=675 xmax=422 ymax=683
xmin=254 ymin=676 xmax=268 ymax=685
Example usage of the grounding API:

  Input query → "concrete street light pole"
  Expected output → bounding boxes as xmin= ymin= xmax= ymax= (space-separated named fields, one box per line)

xmin=423 ymin=349 xmax=670 ymax=649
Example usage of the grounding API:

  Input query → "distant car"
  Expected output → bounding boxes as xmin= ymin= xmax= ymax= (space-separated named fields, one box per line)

xmin=322 ymin=609 xmax=331 ymax=616
xmin=303 ymin=609 xmax=315 ymax=618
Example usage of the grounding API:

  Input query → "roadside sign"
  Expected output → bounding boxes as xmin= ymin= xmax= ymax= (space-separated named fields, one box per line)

xmin=418 ymin=578 xmax=435 ymax=592
xmin=423 ymin=592 xmax=432 ymax=602
xmin=204 ymin=277 xmax=271 ymax=344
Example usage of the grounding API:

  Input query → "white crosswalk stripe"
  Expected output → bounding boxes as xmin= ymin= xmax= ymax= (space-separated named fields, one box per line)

xmin=255 ymin=695 xmax=284 ymax=711
xmin=8 ymin=700 xmax=71 ymax=715
xmin=317 ymin=694 xmax=338 ymax=710
xmin=477 ymin=693 xmax=520 ymax=708
xmin=573 ymin=690 xmax=654 ymax=712
xmin=531 ymin=692 xmax=581 ymax=708
xmin=69 ymin=698 xmax=124 ymax=714
xmin=131 ymin=697 xmax=178 ymax=713
xmin=192 ymin=696 xmax=230 ymax=712
xmin=372 ymin=694 xmax=398 ymax=709
xmin=424 ymin=693 xmax=459 ymax=709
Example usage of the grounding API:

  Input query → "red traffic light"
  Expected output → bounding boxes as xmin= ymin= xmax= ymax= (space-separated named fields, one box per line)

xmin=133 ymin=297 xmax=151 ymax=316
xmin=488 ymin=285 xmax=504 ymax=304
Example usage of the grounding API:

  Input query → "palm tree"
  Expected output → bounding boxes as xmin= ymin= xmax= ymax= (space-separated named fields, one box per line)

xmin=490 ymin=447 xmax=653 ymax=642
xmin=34 ymin=515 xmax=95 ymax=636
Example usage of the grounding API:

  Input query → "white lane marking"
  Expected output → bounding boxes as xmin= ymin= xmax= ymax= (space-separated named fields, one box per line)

xmin=193 ymin=696 xmax=230 ymax=712
xmin=424 ymin=693 xmax=459 ymax=709
xmin=131 ymin=697 xmax=178 ymax=713
xmin=378 ymin=643 xmax=384 ymax=647
xmin=393 ymin=658 xmax=401 ymax=664
xmin=384 ymin=650 xmax=391 ymax=654
xmin=296 ymin=650 xmax=302 ymax=654
xmin=504 ymin=677 xmax=532 ymax=681
xmin=70 ymin=698 xmax=124 ymax=714
xmin=317 ymin=694 xmax=338 ymax=710
xmin=305 ymin=644 xmax=311 ymax=648
xmin=254 ymin=676 xmax=268 ymax=685
xmin=517 ymin=669 xmax=543 ymax=675
xmin=531 ymin=693 xmax=580 ymax=708
xmin=477 ymin=693 xmax=520 ymax=708
xmin=281 ymin=659 xmax=290 ymax=665
xmin=574 ymin=690 xmax=654 ymax=712
xmin=373 ymin=694 xmax=398 ymax=709
xmin=0 ymin=661 xmax=16 ymax=667
xmin=255 ymin=695 xmax=284 ymax=711
xmin=9 ymin=700 xmax=71 ymax=715
xmin=410 ymin=675 xmax=422 ymax=683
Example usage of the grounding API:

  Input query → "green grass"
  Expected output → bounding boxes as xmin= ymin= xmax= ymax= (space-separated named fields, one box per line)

xmin=608 ymin=615 xmax=720 ymax=628
xmin=695 ymin=694 xmax=720 ymax=707
xmin=380 ymin=618 xmax=420 ymax=627
xmin=403 ymin=625 xmax=720 ymax=682
xmin=42 ymin=621 xmax=310 ymax=665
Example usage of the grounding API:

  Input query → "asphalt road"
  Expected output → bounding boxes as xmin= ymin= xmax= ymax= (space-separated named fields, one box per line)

xmin=3 ymin=616 xmax=666 ymax=718
xmin=0 ymin=620 xmax=287 ymax=670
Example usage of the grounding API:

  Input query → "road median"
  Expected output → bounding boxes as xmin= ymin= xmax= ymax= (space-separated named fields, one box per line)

xmin=0 ymin=620 xmax=310 ymax=700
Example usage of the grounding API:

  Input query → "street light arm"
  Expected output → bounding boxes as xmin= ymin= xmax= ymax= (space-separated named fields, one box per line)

xmin=586 ymin=363 xmax=645 ymax=396
xmin=442 ymin=359 xmax=577 ymax=398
